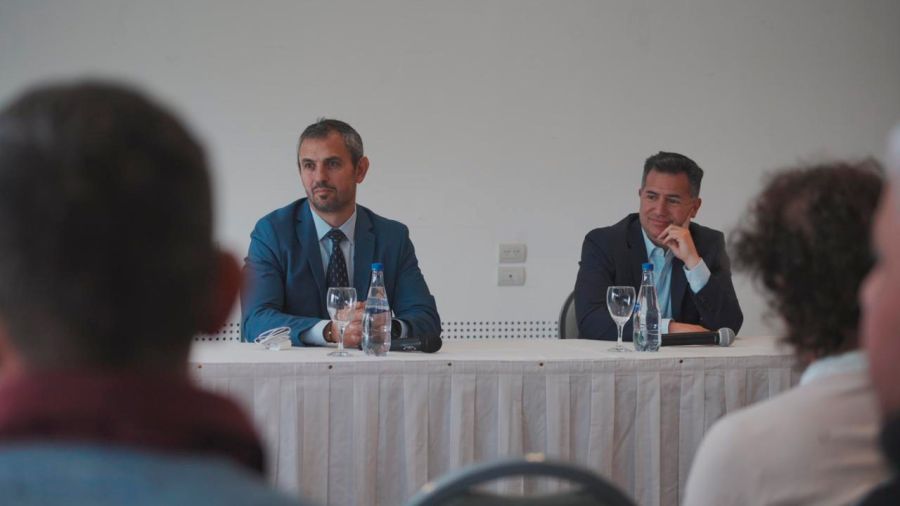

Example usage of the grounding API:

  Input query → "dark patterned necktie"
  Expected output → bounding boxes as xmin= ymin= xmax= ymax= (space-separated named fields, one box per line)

xmin=325 ymin=229 xmax=349 ymax=288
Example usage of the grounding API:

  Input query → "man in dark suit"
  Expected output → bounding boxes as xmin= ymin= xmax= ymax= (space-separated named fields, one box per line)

xmin=574 ymin=152 xmax=743 ymax=340
xmin=242 ymin=119 xmax=440 ymax=346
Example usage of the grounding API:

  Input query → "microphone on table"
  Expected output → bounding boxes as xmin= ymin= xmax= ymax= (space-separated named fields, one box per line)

xmin=660 ymin=328 xmax=735 ymax=347
xmin=389 ymin=334 xmax=443 ymax=353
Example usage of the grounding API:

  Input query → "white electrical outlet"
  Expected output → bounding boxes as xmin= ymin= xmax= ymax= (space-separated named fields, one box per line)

xmin=498 ymin=266 xmax=526 ymax=286
xmin=499 ymin=243 xmax=527 ymax=263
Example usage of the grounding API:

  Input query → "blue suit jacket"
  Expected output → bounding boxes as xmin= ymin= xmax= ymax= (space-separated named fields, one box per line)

xmin=241 ymin=199 xmax=441 ymax=345
xmin=574 ymin=213 xmax=743 ymax=340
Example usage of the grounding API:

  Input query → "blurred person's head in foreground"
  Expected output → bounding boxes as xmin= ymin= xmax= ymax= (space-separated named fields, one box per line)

xmin=0 ymin=81 xmax=239 ymax=374
xmin=0 ymin=81 xmax=287 ymax=485
xmin=862 ymin=126 xmax=900 ymax=418
xmin=732 ymin=160 xmax=883 ymax=367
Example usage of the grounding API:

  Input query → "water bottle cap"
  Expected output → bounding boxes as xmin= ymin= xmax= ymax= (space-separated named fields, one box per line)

xmin=642 ymin=262 xmax=654 ymax=271
xmin=371 ymin=262 xmax=384 ymax=271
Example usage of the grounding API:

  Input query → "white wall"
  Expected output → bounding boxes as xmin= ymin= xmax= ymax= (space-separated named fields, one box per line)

xmin=2 ymin=0 xmax=899 ymax=336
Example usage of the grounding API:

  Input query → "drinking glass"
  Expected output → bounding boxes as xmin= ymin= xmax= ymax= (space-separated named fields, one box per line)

xmin=326 ymin=287 xmax=357 ymax=357
xmin=607 ymin=286 xmax=636 ymax=352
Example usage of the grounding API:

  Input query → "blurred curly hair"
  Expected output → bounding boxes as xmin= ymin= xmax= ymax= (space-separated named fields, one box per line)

xmin=731 ymin=160 xmax=883 ymax=359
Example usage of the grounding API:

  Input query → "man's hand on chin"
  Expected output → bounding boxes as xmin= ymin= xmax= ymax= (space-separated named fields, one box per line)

xmin=657 ymin=224 xmax=702 ymax=269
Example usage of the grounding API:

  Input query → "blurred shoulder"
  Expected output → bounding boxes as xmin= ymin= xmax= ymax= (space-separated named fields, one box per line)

xmin=0 ymin=444 xmax=306 ymax=506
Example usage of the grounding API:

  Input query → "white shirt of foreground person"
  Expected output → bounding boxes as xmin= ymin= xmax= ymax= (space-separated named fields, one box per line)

xmin=682 ymin=351 xmax=889 ymax=506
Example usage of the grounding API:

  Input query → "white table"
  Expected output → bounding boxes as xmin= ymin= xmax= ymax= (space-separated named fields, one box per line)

xmin=190 ymin=337 xmax=798 ymax=506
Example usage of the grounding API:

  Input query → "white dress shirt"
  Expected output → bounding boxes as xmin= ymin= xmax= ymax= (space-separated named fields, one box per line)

xmin=683 ymin=350 xmax=889 ymax=506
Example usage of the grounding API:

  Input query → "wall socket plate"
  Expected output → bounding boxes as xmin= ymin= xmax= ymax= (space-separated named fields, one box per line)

xmin=498 ymin=266 xmax=526 ymax=286
xmin=499 ymin=243 xmax=527 ymax=263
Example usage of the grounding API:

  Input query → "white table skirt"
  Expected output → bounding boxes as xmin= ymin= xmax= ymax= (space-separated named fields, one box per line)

xmin=190 ymin=337 xmax=798 ymax=506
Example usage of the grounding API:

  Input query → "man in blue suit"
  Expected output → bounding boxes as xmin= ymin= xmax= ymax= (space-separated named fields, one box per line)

xmin=242 ymin=119 xmax=441 ymax=346
xmin=574 ymin=152 xmax=743 ymax=340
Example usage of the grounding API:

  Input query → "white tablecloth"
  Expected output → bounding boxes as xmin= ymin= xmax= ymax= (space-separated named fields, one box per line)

xmin=190 ymin=337 xmax=798 ymax=506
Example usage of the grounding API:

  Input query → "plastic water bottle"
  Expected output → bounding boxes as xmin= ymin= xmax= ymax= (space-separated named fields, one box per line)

xmin=632 ymin=301 xmax=641 ymax=349
xmin=362 ymin=262 xmax=392 ymax=356
xmin=633 ymin=262 xmax=661 ymax=352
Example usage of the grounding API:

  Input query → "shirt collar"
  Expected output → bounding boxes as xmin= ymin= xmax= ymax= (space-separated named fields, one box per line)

xmin=800 ymin=349 xmax=868 ymax=386
xmin=311 ymin=206 xmax=357 ymax=245
xmin=641 ymin=227 xmax=672 ymax=261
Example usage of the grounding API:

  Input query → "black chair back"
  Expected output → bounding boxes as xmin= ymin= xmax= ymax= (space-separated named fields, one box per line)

xmin=406 ymin=457 xmax=635 ymax=506
xmin=558 ymin=291 xmax=579 ymax=339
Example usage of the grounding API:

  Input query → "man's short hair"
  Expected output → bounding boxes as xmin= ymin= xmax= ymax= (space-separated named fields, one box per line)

xmin=642 ymin=151 xmax=704 ymax=198
xmin=0 ymin=81 xmax=214 ymax=369
xmin=731 ymin=160 xmax=883 ymax=359
xmin=297 ymin=118 xmax=364 ymax=167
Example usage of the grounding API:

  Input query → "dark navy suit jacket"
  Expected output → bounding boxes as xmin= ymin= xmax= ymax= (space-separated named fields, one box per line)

xmin=241 ymin=199 xmax=441 ymax=345
xmin=574 ymin=213 xmax=743 ymax=340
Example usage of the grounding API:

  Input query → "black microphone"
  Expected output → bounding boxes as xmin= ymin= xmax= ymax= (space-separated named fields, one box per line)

xmin=660 ymin=328 xmax=735 ymax=347
xmin=389 ymin=334 xmax=442 ymax=353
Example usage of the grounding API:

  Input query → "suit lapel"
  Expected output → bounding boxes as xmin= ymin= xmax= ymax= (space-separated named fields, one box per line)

xmin=671 ymin=257 xmax=687 ymax=321
xmin=627 ymin=217 xmax=648 ymax=286
xmin=297 ymin=201 xmax=327 ymax=312
xmin=353 ymin=208 xmax=375 ymax=299
xmin=671 ymin=222 xmax=702 ymax=321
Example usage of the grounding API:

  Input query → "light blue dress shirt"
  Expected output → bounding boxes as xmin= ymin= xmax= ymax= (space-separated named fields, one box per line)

xmin=311 ymin=207 xmax=357 ymax=284
xmin=300 ymin=207 xmax=408 ymax=345
xmin=641 ymin=229 xmax=712 ymax=333
xmin=300 ymin=208 xmax=357 ymax=345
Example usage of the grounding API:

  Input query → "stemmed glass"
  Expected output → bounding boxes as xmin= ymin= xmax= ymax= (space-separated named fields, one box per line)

xmin=326 ymin=287 xmax=357 ymax=357
xmin=607 ymin=286 xmax=636 ymax=352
